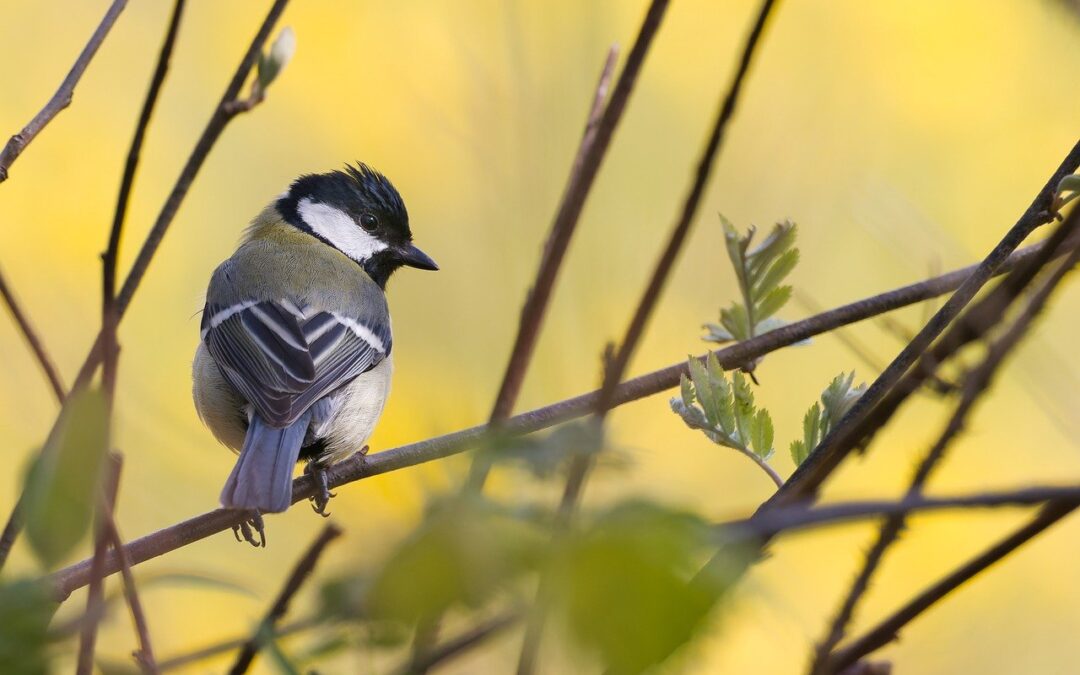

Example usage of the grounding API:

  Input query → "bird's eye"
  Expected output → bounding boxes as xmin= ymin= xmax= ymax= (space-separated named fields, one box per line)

xmin=360 ymin=213 xmax=378 ymax=231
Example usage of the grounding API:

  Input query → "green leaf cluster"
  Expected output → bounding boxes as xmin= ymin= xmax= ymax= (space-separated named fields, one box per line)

xmin=22 ymin=388 xmax=110 ymax=568
xmin=705 ymin=218 xmax=799 ymax=344
xmin=670 ymin=354 xmax=774 ymax=461
xmin=789 ymin=371 xmax=867 ymax=466
xmin=550 ymin=502 xmax=741 ymax=675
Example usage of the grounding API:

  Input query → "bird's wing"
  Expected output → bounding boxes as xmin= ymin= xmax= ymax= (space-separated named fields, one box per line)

xmin=201 ymin=299 xmax=391 ymax=427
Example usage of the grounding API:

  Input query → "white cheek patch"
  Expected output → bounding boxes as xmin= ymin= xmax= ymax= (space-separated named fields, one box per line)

xmin=297 ymin=198 xmax=388 ymax=262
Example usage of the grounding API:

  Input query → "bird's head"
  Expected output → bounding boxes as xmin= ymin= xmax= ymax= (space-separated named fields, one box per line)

xmin=276 ymin=163 xmax=438 ymax=287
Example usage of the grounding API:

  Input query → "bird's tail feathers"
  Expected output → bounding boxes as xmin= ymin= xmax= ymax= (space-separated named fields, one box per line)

xmin=220 ymin=412 xmax=311 ymax=513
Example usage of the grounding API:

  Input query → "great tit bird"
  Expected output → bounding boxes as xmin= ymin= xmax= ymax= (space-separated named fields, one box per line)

xmin=192 ymin=164 xmax=436 ymax=541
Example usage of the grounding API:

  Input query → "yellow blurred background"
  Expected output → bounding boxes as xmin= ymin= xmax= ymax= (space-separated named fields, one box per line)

xmin=1 ymin=1 xmax=1080 ymax=672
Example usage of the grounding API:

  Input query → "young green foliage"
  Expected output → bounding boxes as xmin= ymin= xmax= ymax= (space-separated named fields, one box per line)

xmin=789 ymin=371 xmax=867 ymax=466
xmin=0 ymin=579 xmax=57 ymax=675
xmin=22 ymin=388 xmax=110 ymax=568
xmin=549 ymin=501 xmax=742 ymax=675
xmin=670 ymin=354 xmax=775 ymax=462
xmin=477 ymin=420 xmax=605 ymax=480
xmin=705 ymin=218 xmax=799 ymax=344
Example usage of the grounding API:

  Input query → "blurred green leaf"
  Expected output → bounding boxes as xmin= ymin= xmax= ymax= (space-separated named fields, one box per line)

xmin=366 ymin=497 xmax=546 ymax=624
xmin=478 ymin=421 xmax=604 ymax=480
xmin=96 ymin=660 xmax=142 ymax=675
xmin=0 ymin=579 xmax=57 ymax=675
xmin=551 ymin=502 xmax=736 ymax=675
xmin=790 ymin=374 xmax=866 ymax=467
xmin=260 ymin=625 xmax=302 ymax=675
xmin=23 ymin=388 xmax=109 ymax=568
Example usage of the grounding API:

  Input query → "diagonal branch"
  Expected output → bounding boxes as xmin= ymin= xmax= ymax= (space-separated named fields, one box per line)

xmin=228 ymin=523 xmax=342 ymax=675
xmin=75 ymin=454 xmax=123 ymax=675
xmin=0 ymin=0 xmax=292 ymax=574
xmin=45 ymin=232 xmax=1079 ymax=600
xmin=0 ymin=0 xmax=129 ymax=183
xmin=0 ymin=264 xmax=65 ymax=402
xmin=810 ymin=210 xmax=1080 ymax=674
xmin=466 ymin=42 xmax=622 ymax=490
xmin=769 ymin=139 xmax=1080 ymax=508
xmin=826 ymin=501 xmax=1077 ymax=673
xmin=516 ymin=2 xmax=781 ymax=671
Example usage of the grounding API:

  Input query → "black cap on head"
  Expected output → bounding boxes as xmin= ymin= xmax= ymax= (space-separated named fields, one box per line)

xmin=277 ymin=163 xmax=437 ymax=287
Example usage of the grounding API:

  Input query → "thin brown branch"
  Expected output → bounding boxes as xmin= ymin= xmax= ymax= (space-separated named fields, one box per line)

xmin=467 ymin=43 xmax=621 ymax=490
xmin=826 ymin=501 xmax=1077 ymax=673
xmin=769 ymin=139 xmax=1080 ymax=508
xmin=0 ymin=0 xmax=129 ymax=183
xmin=76 ymin=454 xmax=123 ymax=675
xmin=100 ymin=466 xmax=160 ymax=674
xmin=157 ymin=617 xmax=320 ymax=672
xmin=395 ymin=611 xmax=522 ymax=675
xmin=517 ymin=2 xmax=781 ymax=671
xmin=228 ymin=523 xmax=342 ymax=675
xmin=810 ymin=213 xmax=1080 ymax=674
xmin=0 ymin=0 xmax=291 ymax=574
xmin=102 ymin=0 xmax=188 ymax=406
xmin=0 ymin=264 xmax=65 ymax=402
xmin=45 ymin=232 xmax=1078 ymax=600
xmin=70 ymin=0 xmax=291 ymax=393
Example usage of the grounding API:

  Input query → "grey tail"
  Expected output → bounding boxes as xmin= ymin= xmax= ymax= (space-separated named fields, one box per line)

xmin=220 ymin=411 xmax=312 ymax=513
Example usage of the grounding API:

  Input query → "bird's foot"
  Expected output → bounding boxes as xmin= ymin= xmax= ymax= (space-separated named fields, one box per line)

xmin=231 ymin=511 xmax=266 ymax=547
xmin=306 ymin=463 xmax=336 ymax=517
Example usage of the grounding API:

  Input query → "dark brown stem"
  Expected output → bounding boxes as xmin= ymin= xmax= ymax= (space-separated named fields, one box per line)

xmin=826 ymin=501 xmax=1077 ymax=673
xmin=810 ymin=212 xmax=1080 ymax=674
xmin=466 ymin=43 xmax=621 ymax=490
xmin=228 ymin=524 xmax=342 ymax=675
xmin=0 ymin=0 xmax=129 ymax=183
xmin=0 ymin=265 xmax=65 ymax=402
xmin=45 ymin=232 xmax=1077 ymax=600
xmin=394 ymin=612 xmax=522 ymax=675
xmin=0 ymin=0 xmax=291 ymax=575
xmin=517 ymin=2 xmax=780 ymax=672
xmin=76 ymin=455 xmax=123 ymax=675
xmin=769 ymin=139 xmax=1080 ymax=507
xmin=102 ymin=0 xmax=188 ymax=406
xmin=157 ymin=617 xmax=320 ymax=672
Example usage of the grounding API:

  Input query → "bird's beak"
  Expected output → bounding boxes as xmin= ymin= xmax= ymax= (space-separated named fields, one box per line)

xmin=397 ymin=243 xmax=439 ymax=271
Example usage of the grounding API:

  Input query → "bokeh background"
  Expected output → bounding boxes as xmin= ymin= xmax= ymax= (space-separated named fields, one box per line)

xmin=2 ymin=1 xmax=1080 ymax=672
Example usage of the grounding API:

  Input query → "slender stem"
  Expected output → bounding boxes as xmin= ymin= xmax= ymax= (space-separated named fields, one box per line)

xmin=0 ymin=0 xmax=292 ymax=575
xmin=0 ymin=264 xmax=65 ymax=402
xmin=45 ymin=232 xmax=1077 ymax=600
xmin=517 ymin=3 xmax=781 ymax=672
xmin=810 ymin=214 xmax=1080 ymax=674
xmin=102 ymin=0 xmax=188 ymax=404
xmin=394 ymin=612 xmax=522 ymax=675
xmin=0 ymin=0 xmax=129 ymax=182
xmin=467 ymin=43 xmax=621 ymax=490
xmin=770 ymin=139 xmax=1080 ymax=507
xmin=826 ymin=501 xmax=1077 ymax=673
xmin=228 ymin=524 xmax=342 ymax=675
xmin=157 ymin=617 xmax=320 ymax=672
xmin=734 ymin=444 xmax=784 ymax=489
xmin=76 ymin=455 xmax=123 ymax=675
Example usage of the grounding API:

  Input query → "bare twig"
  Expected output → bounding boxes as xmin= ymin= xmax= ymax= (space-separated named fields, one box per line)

xmin=810 ymin=213 xmax=1080 ymax=673
xmin=101 ymin=0 xmax=187 ymax=405
xmin=826 ymin=501 xmax=1077 ymax=673
xmin=0 ymin=265 xmax=65 ymax=402
xmin=516 ymin=2 xmax=781 ymax=671
xmin=0 ymin=0 xmax=129 ymax=182
xmin=770 ymin=139 xmax=1080 ymax=507
xmin=467 ymin=43 xmax=621 ymax=490
xmin=228 ymin=524 xmax=342 ymax=675
xmin=157 ymin=617 xmax=320 ymax=672
xmin=395 ymin=611 xmax=522 ymax=675
xmin=46 ymin=232 xmax=1079 ymax=599
xmin=71 ymin=0 xmax=290 ymax=394
xmin=0 ymin=0 xmax=291 ymax=574
xmin=76 ymin=455 xmax=123 ymax=675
